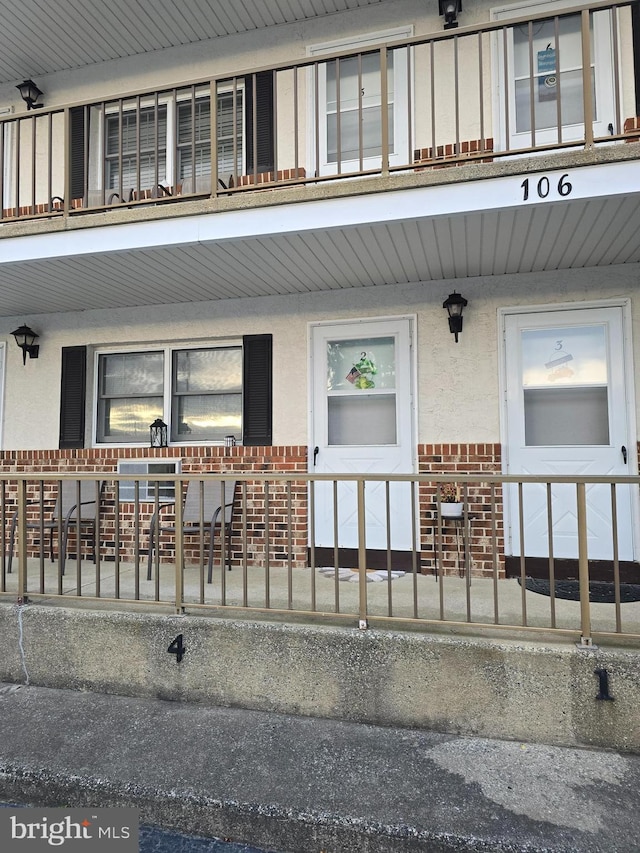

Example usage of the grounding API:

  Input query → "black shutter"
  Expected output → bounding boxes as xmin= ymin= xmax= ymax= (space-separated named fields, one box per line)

xmin=242 ymin=334 xmax=272 ymax=446
xmin=634 ymin=2 xmax=640 ymax=115
xmin=244 ymin=71 xmax=274 ymax=174
xmin=69 ymin=106 xmax=86 ymax=202
xmin=59 ymin=346 xmax=87 ymax=449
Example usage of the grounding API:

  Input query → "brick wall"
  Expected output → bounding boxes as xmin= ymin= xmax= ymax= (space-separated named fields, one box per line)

xmin=418 ymin=443 xmax=504 ymax=577
xmin=0 ymin=446 xmax=310 ymax=570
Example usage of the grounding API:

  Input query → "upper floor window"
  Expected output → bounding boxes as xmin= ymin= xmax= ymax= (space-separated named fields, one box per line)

xmin=105 ymin=105 xmax=168 ymax=190
xmin=96 ymin=345 xmax=242 ymax=444
xmin=176 ymin=90 xmax=244 ymax=185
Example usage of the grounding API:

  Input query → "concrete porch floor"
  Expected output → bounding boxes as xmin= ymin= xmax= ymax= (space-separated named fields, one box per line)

xmin=2 ymin=557 xmax=640 ymax=640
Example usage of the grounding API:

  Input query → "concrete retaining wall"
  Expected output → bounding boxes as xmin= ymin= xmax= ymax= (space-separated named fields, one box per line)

xmin=1 ymin=602 xmax=639 ymax=753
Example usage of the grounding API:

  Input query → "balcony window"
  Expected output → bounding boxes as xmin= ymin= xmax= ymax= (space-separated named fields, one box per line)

xmin=105 ymin=105 xmax=167 ymax=191
xmin=96 ymin=345 xmax=242 ymax=444
xmin=177 ymin=89 xmax=244 ymax=186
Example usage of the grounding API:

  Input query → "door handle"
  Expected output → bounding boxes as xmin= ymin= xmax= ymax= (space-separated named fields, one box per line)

xmin=621 ymin=445 xmax=627 ymax=464
xmin=313 ymin=446 xmax=319 ymax=465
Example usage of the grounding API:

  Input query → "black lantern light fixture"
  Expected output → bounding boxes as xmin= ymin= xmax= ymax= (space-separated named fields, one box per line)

xmin=438 ymin=0 xmax=462 ymax=29
xmin=443 ymin=292 xmax=468 ymax=342
xmin=16 ymin=79 xmax=44 ymax=110
xmin=150 ymin=418 xmax=168 ymax=448
xmin=11 ymin=324 xmax=39 ymax=364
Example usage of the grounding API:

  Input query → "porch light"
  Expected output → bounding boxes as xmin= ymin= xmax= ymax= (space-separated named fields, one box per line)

xmin=11 ymin=324 xmax=39 ymax=363
xmin=442 ymin=292 xmax=467 ymax=342
xmin=16 ymin=79 xmax=44 ymax=110
xmin=150 ymin=418 xmax=168 ymax=448
xmin=438 ymin=0 xmax=462 ymax=29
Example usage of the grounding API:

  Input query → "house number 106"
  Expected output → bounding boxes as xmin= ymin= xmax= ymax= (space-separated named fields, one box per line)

xmin=521 ymin=173 xmax=572 ymax=201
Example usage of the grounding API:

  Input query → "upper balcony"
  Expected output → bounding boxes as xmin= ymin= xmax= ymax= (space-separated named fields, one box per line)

xmin=0 ymin=0 xmax=638 ymax=316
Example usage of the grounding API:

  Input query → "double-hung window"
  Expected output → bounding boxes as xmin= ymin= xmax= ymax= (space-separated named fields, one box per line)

xmin=96 ymin=345 xmax=242 ymax=444
xmin=176 ymin=89 xmax=244 ymax=187
xmin=105 ymin=105 xmax=168 ymax=192
xmin=103 ymin=88 xmax=245 ymax=198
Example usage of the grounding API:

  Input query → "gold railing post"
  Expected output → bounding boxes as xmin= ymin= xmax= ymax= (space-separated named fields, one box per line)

xmin=16 ymin=480 xmax=28 ymax=603
xmin=581 ymin=8 xmax=594 ymax=148
xmin=576 ymin=481 xmax=593 ymax=647
xmin=380 ymin=46 xmax=390 ymax=175
xmin=357 ymin=478 xmax=368 ymax=628
xmin=174 ymin=480 xmax=184 ymax=614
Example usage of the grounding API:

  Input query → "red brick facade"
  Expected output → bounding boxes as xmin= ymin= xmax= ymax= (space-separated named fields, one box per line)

xmin=3 ymin=442 xmax=636 ymax=577
xmin=418 ymin=444 xmax=504 ymax=577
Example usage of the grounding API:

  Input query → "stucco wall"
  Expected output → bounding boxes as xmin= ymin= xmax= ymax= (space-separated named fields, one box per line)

xmin=0 ymin=264 xmax=637 ymax=450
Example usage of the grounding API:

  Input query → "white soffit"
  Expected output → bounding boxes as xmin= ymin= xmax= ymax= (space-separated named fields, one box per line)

xmin=0 ymin=0 xmax=385 ymax=83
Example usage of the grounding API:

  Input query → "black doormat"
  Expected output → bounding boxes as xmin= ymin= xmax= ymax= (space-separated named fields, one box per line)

xmin=521 ymin=577 xmax=640 ymax=603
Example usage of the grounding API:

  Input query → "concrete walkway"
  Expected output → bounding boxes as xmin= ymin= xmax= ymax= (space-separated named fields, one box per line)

xmin=3 ymin=558 xmax=640 ymax=638
xmin=0 ymin=681 xmax=639 ymax=852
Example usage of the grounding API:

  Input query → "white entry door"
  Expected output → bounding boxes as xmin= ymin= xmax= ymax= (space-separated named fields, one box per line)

xmin=503 ymin=305 xmax=635 ymax=562
xmin=310 ymin=317 xmax=415 ymax=551
xmin=493 ymin=0 xmax=616 ymax=150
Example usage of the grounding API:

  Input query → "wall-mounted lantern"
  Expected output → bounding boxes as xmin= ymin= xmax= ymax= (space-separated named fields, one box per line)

xmin=438 ymin=0 xmax=462 ymax=29
xmin=16 ymin=79 xmax=44 ymax=110
xmin=442 ymin=292 xmax=468 ymax=342
xmin=150 ymin=418 xmax=168 ymax=448
xmin=11 ymin=324 xmax=40 ymax=364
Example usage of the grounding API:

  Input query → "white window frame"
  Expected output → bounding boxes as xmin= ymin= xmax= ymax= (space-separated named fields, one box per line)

xmin=95 ymin=83 xmax=246 ymax=198
xmin=93 ymin=341 xmax=243 ymax=448
xmin=307 ymin=26 xmax=413 ymax=176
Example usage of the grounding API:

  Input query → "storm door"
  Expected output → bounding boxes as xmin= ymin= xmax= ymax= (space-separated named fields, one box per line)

xmin=493 ymin=0 xmax=616 ymax=150
xmin=310 ymin=318 xmax=415 ymax=563
xmin=503 ymin=306 xmax=636 ymax=574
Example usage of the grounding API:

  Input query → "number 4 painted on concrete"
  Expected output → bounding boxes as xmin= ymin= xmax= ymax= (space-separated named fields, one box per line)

xmin=168 ymin=633 xmax=185 ymax=663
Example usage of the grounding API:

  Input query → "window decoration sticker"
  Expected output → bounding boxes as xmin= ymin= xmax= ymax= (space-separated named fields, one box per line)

xmin=545 ymin=340 xmax=574 ymax=381
xmin=346 ymin=351 xmax=377 ymax=389
xmin=537 ymin=44 xmax=557 ymax=102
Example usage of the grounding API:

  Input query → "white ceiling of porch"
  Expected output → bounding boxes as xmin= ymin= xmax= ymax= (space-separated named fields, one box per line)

xmin=0 ymin=0 xmax=385 ymax=84
xmin=0 ymin=190 xmax=638 ymax=318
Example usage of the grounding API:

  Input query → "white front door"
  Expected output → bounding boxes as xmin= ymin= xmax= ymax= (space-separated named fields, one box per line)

xmin=310 ymin=317 xmax=415 ymax=551
xmin=503 ymin=305 xmax=636 ymax=562
xmin=493 ymin=0 xmax=616 ymax=150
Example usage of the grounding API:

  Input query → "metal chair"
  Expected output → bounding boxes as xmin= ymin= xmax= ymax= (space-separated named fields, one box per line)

xmin=7 ymin=479 xmax=104 ymax=574
xmin=147 ymin=479 xmax=237 ymax=581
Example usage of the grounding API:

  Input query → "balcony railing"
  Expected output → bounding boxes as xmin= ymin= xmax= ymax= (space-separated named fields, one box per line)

xmin=1 ymin=472 xmax=639 ymax=646
xmin=0 ymin=0 xmax=637 ymax=222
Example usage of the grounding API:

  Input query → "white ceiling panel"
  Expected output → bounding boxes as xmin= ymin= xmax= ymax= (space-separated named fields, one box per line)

xmin=0 ymin=0 xmax=385 ymax=84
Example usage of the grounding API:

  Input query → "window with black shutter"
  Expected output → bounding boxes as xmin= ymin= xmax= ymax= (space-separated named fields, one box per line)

xmin=85 ymin=335 xmax=272 ymax=446
xmin=59 ymin=346 xmax=87 ymax=449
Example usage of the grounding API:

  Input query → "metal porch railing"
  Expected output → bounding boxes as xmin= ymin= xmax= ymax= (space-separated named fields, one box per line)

xmin=0 ymin=472 xmax=639 ymax=646
xmin=0 ymin=1 xmax=636 ymax=222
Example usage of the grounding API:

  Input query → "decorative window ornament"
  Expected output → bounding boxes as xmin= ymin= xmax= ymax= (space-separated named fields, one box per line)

xmin=346 ymin=351 xmax=377 ymax=389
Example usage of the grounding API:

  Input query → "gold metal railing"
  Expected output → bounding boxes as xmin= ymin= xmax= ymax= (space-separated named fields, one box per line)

xmin=1 ymin=472 xmax=639 ymax=645
xmin=0 ymin=1 xmax=636 ymax=222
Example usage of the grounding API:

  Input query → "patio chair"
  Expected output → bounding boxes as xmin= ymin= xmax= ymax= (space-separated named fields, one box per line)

xmin=7 ymin=479 xmax=104 ymax=574
xmin=146 ymin=478 xmax=237 ymax=581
